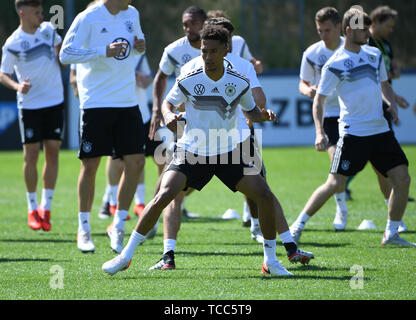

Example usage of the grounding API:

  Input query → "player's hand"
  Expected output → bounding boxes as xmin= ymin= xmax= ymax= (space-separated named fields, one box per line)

xmin=133 ymin=36 xmax=145 ymax=53
xmin=250 ymin=58 xmax=263 ymax=74
xmin=164 ymin=112 xmax=183 ymax=134
xmin=106 ymin=41 xmax=128 ymax=58
xmin=387 ymin=103 xmax=399 ymax=125
xmin=18 ymin=77 xmax=32 ymax=94
xmin=315 ymin=132 xmax=328 ymax=152
xmin=261 ymin=108 xmax=278 ymax=123
xmin=308 ymin=85 xmax=318 ymax=99
xmin=395 ymin=94 xmax=410 ymax=109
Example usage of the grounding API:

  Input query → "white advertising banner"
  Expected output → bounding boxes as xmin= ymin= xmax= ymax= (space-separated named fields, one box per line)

xmin=67 ymin=73 xmax=416 ymax=149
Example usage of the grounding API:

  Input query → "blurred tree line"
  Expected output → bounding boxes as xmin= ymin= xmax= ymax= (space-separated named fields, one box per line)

xmin=1 ymin=0 xmax=415 ymax=73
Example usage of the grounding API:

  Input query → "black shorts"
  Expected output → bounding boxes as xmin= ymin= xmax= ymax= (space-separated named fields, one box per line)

xmin=167 ymin=139 xmax=261 ymax=192
xmin=330 ymin=131 xmax=408 ymax=177
xmin=249 ymin=127 xmax=266 ymax=177
xmin=78 ymin=106 xmax=145 ymax=159
xmin=383 ymin=102 xmax=393 ymax=131
xmin=143 ymin=121 xmax=164 ymax=157
xmin=323 ymin=117 xmax=340 ymax=148
xmin=18 ymin=103 xmax=64 ymax=144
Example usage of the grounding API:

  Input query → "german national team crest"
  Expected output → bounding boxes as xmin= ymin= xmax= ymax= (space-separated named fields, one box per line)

xmin=318 ymin=55 xmax=328 ymax=65
xmin=20 ymin=41 xmax=30 ymax=51
xmin=341 ymin=160 xmax=351 ymax=171
xmin=41 ymin=30 xmax=51 ymax=40
xmin=225 ymin=83 xmax=236 ymax=97
xmin=194 ymin=84 xmax=205 ymax=95
xmin=344 ymin=59 xmax=354 ymax=69
xmin=182 ymin=54 xmax=192 ymax=64
xmin=25 ymin=128 xmax=34 ymax=139
xmin=125 ymin=20 xmax=134 ymax=33
xmin=82 ymin=141 xmax=92 ymax=153
xmin=367 ymin=54 xmax=377 ymax=63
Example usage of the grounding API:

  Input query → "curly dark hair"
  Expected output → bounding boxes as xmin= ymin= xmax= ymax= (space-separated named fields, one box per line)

xmin=200 ymin=25 xmax=229 ymax=45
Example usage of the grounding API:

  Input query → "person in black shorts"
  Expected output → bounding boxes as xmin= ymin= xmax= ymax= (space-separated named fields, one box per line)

xmin=60 ymin=0 xmax=147 ymax=253
xmin=0 ymin=0 xmax=64 ymax=232
xmin=345 ymin=6 xmax=414 ymax=209
xmin=290 ymin=8 xmax=413 ymax=247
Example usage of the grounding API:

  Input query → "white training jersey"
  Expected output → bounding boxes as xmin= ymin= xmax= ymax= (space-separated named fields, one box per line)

xmin=318 ymin=45 xmax=389 ymax=137
xmin=180 ymin=53 xmax=261 ymax=143
xmin=232 ymin=35 xmax=253 ymax=61
xmin=135 ymin=54 xmax=151 ymax=124
xmin=60 ymin=2 xmax=145 ymax=109
xmin=300 ymin=37 xmax=344 ymax=118
xmin=159 ymin=36 xmax=201 ymax=77
xmin=0 ymin=22 xmax=63 ymax=110
xmin=167 ymin=67 xmax=256 ymax=156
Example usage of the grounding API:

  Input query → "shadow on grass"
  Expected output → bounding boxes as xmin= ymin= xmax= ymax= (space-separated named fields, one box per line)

xmin=290 ymin=242 xmax=351 ymax=248
xmin=0 ymin=238 xmax=73 ymax=243
xmin=0 ymin=258 xmax=69 ymax=263
xmin=176 ymin=250 xmax=263 ymax=257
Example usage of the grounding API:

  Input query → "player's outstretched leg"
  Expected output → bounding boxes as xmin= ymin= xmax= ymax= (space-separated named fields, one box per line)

xmin=102 ymin=170 xmax=186 ymax=275
xmin=236 ymin=175 xmax=314 ymax=277
xmin=290 ymin=173 xmax=347 ymax=244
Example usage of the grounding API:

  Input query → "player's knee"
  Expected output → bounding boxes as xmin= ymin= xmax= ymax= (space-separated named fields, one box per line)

xmin=154 ymin=188 xmax=177 ymax=208
xmin=326 ymin=177 xmax=344 ymax=193
xmin=392 ymin=171 xmax=411 ymax=190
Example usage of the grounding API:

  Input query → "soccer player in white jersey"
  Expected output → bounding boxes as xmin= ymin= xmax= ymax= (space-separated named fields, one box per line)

xmin=290 ymin=8 xmax=413 ymax=247
xmin=299 ymin=7 xmax=348 ymax=231
xmin=102 ymin=25 xmax=314 ymax=277
xmin=148 ymin=18 xmax=268 ymax=271
xmin=0 ymin=0 xmax=64 ymax=232
xmin=60 ymin=0 xmax=146 ymax=253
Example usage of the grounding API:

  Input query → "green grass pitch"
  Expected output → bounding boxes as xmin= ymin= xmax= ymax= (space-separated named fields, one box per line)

xmin=0 ymin=146 xmax=415 ymax=300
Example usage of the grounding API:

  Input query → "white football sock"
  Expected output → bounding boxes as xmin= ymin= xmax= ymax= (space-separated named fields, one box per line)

xmin=293 ymin=212 xmax=310 ymax=230
xmin=243 ymin=201 xmax=251 ymax=221
xmin=114 ymin=210 xmax=128 ymax=231
xmin=102 ymin=185 xmax=111 ymax=203
xmin=135 ymin=184 xmax=146 ymax=205
xmin=121 ymin=230 xmax=146 ymax=260
xmin=334 ymin=192 xmax=347 ymax=213
xmin=250 ymin=217 xmax=259 ymax=232
xmin=263 ymin=239 xmax=277 ymax=266
xmin=279 ymin=230 xmax=294 ymax=244
xmin=385 ymin=220 xmax=400 ymax=239
xmin=164 ymin=239 xmax=176 ymax=253
xmin=109 ymin=185 xmax=118 ymax=206
xmin=78 ymin=212 xmax=91 ymax=232
xmin=40 ymin=188 xmax=54 ymax=211
xmin=26 ymin=192 xmax=38 ymax=211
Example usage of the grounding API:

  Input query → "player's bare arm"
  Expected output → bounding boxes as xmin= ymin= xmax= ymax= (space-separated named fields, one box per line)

xmin=161 ymin=100 xmax=182 ymax=133
xmin=299 ymin=80 xmax=318 ymax=99
xmin=0 ymin=72 xmax=31 ymax=94
xmin=149 ymin=69 xmax=168 ymax=139
xmin=381 ymin=81 xmax=399 ymax=124
xmin=244 ymin=106 xmax=278 ymax=123
xmin=312 ymin=93 xmax=328 ymax=152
